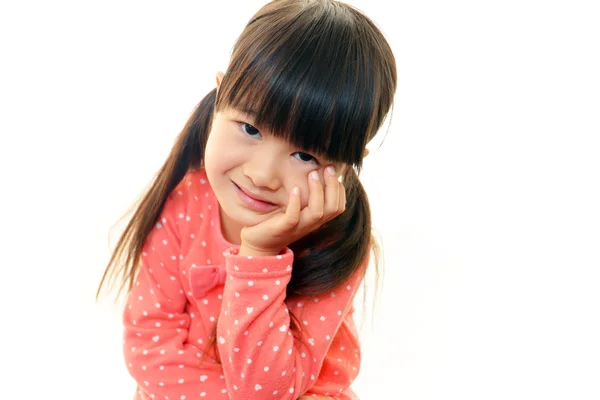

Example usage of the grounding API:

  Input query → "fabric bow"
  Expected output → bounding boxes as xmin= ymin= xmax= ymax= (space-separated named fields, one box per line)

xmin=189 ymin=265 xmax=227 ymax=298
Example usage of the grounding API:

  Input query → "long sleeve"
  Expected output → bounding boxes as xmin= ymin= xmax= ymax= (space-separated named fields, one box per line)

xmin=123 ymin=192 xmax=228 ymax=399
xmin=216 ymin=248 xmax=366 ymax=399
xmin=302 ymin=310 xmax=362 ymax=399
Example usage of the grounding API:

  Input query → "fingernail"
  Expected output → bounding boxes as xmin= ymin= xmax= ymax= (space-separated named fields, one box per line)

xmin=310 ymin=170 xmax=319 ymax=181
xmin=292 ymin=186 xmax=299 ymax=195
xmin=326 ymin=166 xmax=336 ymax=176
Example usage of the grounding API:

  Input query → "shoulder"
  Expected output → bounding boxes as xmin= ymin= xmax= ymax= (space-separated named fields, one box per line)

xmin=161 ymin=167 xmax=216 ymax=238
xmin=167 ymin=167 xmax=212 ymax=208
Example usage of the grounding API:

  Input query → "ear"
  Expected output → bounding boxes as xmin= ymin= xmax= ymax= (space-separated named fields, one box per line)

xmin=216 ymin=71 xmax=225 ymax=90
xmin=363 ymin=148 xmax=370 ymax=159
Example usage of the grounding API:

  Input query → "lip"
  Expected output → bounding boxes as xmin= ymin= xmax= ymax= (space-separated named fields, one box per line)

xmin=233 ymin=181 xmax=278 ymax=212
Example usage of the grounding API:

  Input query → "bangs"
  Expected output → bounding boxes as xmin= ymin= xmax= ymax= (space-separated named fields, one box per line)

xmin=215 ymin=1 xmax=391 ymax=168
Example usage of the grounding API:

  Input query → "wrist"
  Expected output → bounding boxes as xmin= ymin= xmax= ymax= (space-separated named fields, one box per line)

xmin=238 ymin=244 xmax=283 ymax=257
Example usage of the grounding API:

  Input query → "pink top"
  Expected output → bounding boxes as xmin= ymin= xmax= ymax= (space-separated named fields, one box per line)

xmin=124 ymin=168 xmax=366 ymax=399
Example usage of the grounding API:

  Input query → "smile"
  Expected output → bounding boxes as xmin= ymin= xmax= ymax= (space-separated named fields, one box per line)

xmin=232 ymin=182 xmax=278 ymax=212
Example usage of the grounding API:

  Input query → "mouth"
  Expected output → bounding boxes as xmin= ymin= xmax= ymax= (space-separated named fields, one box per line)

xmin=232 ymin=181 xmax=278 ymax=212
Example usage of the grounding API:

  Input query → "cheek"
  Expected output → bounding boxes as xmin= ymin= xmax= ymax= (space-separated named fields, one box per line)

xmin=203 ymin=134 xmax=221 ymax=176
xmin=205 ymin=127 xmax=237 ymax=173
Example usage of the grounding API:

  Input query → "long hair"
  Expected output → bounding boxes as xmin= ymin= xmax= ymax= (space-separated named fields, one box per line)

xmin=97 ymin=0 xmax=396 ymax=352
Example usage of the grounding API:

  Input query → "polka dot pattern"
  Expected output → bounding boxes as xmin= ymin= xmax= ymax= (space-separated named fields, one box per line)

xmin=122 ymin=169 xmax=365 ymax=399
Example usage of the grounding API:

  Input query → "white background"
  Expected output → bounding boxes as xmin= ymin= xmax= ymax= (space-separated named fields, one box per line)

xmin=1 ymin=0 xmax=599 ymax=399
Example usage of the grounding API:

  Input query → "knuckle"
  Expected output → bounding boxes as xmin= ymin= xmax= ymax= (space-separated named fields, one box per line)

xmin=285 ymin=214 xmax=300 ymax=226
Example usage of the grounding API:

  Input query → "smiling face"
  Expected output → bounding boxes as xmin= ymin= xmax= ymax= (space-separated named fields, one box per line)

xmin=204 ymin=107 xmax=345 ymax=244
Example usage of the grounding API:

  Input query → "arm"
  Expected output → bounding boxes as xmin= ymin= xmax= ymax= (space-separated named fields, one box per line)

xmin=216 ymin=248 xmax=366 ymax=399
xmin=297 ymin=298 xmax=363 ymax=400
xmin=122 ymin=194 xmax=226 ymax=399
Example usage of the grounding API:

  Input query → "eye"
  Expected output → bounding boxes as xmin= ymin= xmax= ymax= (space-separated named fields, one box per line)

xmin=294 ymin=152 xmax=319 ymax=164
xmin=240 ymin=122 xmax=261 ymax=138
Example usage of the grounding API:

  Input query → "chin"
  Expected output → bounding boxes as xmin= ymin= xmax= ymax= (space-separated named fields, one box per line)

xmin=220 ymin=201 xmax=271 ymax=227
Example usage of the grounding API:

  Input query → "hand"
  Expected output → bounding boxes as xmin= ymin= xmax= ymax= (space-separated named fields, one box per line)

xmin=239 ymin=166 xmax=345 ymax=256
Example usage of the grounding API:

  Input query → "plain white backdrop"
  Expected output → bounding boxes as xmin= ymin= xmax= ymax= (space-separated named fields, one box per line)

xmin=1 ymin=0 xmax=599 ymax=399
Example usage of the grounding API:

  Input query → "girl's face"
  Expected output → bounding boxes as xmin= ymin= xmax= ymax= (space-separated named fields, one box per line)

xmin=204 ymin=107 xmax=343 ymax=244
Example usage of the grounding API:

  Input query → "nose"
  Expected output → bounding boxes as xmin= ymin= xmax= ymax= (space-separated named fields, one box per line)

xmin=242 ymin=152 xmax=282 ymax=191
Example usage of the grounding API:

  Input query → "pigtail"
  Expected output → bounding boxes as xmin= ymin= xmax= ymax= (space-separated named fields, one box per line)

xmin=96 ymin=89 xmax=217 ymax=299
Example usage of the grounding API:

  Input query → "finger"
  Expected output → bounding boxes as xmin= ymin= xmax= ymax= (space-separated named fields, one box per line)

xmin=282 ymin=186 xmax=301 ymax=229
xmin=323 ymin=165 xmax=340 ymax=218
xmin=338 ymin=181 xmax=346 ymax=213
xmin=307 ymin=169 xmax=324 ymax=221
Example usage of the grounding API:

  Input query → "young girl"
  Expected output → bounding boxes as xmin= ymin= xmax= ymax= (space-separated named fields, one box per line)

xmin=97 ymin=0 xmax=396 ymax=399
